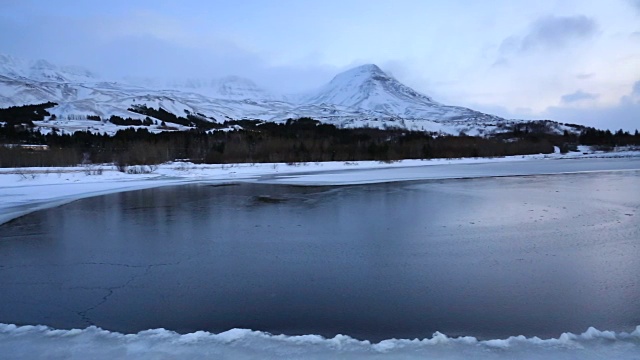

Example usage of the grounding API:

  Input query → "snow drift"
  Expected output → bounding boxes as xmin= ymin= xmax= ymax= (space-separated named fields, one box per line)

xmin=1 ymin=323 xmax=639 ymax=360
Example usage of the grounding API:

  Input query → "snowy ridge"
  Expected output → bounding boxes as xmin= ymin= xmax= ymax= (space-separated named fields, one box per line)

xmin=0 ymin=54 xmax=535 ymax=135
xmin=1 ymin=323 xmax=639 ymax=359
xmin=0 ymin=54 xmax=98 ymax=83
xmin=156 ymin=76 xmax=281 ymax=101
xmin=301 ymin=64 xmax=505 ymax=131
xmin=303 ymin=64 xmax=452 ymax=119
xmin=303 ymin=64 xmax=437 ymax=108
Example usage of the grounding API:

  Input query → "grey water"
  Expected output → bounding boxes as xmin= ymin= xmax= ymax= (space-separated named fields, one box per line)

xmin=1 ymin=171 xmax=639 ymax=341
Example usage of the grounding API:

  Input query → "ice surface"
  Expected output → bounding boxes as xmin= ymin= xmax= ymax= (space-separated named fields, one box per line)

xmin=2 ymin=154 xmax=640 ymax=358
xmin=0 ymin=323 xmax=638 ymax=360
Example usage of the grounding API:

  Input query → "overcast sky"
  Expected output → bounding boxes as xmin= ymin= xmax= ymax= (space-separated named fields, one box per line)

xmin=1 ymin=0 xmax=639 ymax=130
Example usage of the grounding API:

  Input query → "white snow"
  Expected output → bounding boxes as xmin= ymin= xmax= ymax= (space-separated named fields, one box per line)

xmin=299 ymin=63 xmax=500 ymax=125
xmin=0 ymin=323 xmax=638 ymax=360
xmin=303 ymin=64 xmax=436 ymax=107
xmin=0 ymin=54 xmax=98 ymax=83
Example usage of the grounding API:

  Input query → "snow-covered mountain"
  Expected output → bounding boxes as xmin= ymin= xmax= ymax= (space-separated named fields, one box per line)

xmin=302 ymin=64 xmax=503 ymax=126
xmin=304 ymin=64 xmax=436 ymax=109
xmin=0 ymin=54 xmax=98 ymax=83
xmin=0 ymin=55 xmax=538 ymax=135
xmin=132 ymin=76 xmax=281 ymax=101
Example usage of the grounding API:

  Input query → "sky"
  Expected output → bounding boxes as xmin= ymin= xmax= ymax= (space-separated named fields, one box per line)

xmin=1 ymin=0 xmax=639 ymax=131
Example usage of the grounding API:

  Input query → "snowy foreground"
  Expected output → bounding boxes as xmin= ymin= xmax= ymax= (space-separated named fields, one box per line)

xmin=2 ymin=149 xmax=640 ymax=359
xmin=1 ymin=323 xmax=639 ymax=360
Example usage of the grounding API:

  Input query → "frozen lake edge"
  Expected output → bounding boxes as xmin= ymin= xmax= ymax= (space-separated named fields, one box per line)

xmin=2 ymin=151 xmax=640 ymax=226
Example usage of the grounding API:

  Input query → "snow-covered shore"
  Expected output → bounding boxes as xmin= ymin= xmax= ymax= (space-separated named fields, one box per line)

xmin=2 ymin=149 xmax=640 ymax=226
xmin=1 ymin=323 xmax=639 ymax=360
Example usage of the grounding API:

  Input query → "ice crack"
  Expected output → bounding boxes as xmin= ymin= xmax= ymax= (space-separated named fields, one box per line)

xmin=74 ymin=257 xmax=191 ymax=325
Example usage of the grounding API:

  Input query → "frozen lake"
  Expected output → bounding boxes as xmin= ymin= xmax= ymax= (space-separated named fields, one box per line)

xmin=1 ymin=170 xmax=639 ymax=342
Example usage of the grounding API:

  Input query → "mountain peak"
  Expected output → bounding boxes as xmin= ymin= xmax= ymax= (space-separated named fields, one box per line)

xmin=332 ymin=64 xmax=387 ymax=82
xmin=303 ymin=63 xmax=436 ymax=112
xmin=218 ymin=75 xmax=258 ymax=88
xmin=351 ymin=63 xmax=384 ymax=74
xmin=0 ymin=53 xmax=97 ymax=82
xmin=31 ymin=59 xmax=56 ymax=70
xmin=161 ymin=75 xmax=277 ymax=100
xmin=215 ymin=76 xmax=274 ymax=100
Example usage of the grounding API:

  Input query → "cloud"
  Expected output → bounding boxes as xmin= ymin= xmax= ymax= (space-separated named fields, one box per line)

xmin=500 ymin=15 xmax=598 ymax=55
xmin=491 ymin=57 xmax=510 ymax=68
xmin=633 ymin=80 xmax=640 ymax=96
xmin=0 ymin=10 xmax=338 ymax=93
xmin=544 ymin=101 xmax=640 ymax=131
xmin=576 ymin=73 xmax=594 ymax=80
xmin=561 ymin=90 xmax=599 ymax=103
xmin=469 ymin=80 xmax=640 ymax=131
xmin=622 ymin=80 xmax=640 ymax=105
xmin=542 ymin=80 xmax=640 ymax=131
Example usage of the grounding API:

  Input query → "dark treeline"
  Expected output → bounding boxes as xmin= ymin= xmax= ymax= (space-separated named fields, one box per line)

xmin=1 ymin=118 xmax=558 ymax=167
xmin=1 ymin=103 xmax=639 ymax=168
xmin=109 ymin=115 xmax=154 ymax=127
xmin=0 ymin=102 xmax=57 ymax=126
xmin=128 ymin=105 xmax=219 ymax=129
xmin=494 ymin=122 xmax=640 ymax=153
xmin=578 ymin=127 xmax=640 ymax=147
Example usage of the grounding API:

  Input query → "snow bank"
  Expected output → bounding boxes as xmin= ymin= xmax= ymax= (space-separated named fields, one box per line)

xmin=1 ymin=324 xmax=638 ymax=360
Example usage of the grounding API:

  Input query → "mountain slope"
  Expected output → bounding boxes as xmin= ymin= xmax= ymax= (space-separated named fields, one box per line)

xmin=162 ymin=76 xmax=281 ymax=101
xmin=0 ymin=55 xmax=527 ymax=135
xmin=0 ymin=54 xmax=97 ymax=83
xmin=303 ymin=64 xmax=502 ymax=123
xmin=304 ymin=64 xmax=436 ymax=109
